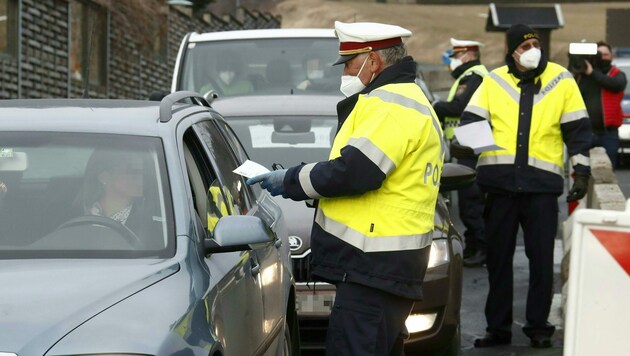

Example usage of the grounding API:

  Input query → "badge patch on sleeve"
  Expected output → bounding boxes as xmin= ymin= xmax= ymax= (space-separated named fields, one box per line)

xmin=455 ymin=84 xmax=467 ymax=97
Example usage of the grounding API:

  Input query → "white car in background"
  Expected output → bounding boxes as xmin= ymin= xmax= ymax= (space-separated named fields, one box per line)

xmin=613 ymin=57 xmax=630 ymax=158
xmin=171 ymin=29 xmax=343 ymax=99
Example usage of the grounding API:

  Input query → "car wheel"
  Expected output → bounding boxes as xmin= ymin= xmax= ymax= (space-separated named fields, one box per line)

xmin=283 ymin=306 xmax=300 ymax=356
xmin=438 ymin=324 xmax=461 ymax=356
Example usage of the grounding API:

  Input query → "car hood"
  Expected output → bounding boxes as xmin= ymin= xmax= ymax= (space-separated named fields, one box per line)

xmin=273 ymin=196 xmax=313 ymax=255
xmin=0 ymin=258 xmax=179 ymax=353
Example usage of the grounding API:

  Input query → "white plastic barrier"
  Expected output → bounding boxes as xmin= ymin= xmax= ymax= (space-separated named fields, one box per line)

xmin=564 ymin=199 xmax=630 ymax=355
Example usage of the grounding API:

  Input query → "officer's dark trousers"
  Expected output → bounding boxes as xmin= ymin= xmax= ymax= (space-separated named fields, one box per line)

xmin=484 ymin=192 xmax=557 ymax=339
xmin=456 ymin=157 xmax=486 ymax=252
xmin=325 ymin=281 xmax=413 ymax=356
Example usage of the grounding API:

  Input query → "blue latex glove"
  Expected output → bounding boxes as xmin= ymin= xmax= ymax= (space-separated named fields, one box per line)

xmin=246 ymin=169 xmax=288 ymax=196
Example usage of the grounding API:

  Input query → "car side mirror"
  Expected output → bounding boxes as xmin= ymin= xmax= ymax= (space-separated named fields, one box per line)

xmin=203 ymin=90 xmax=219 ymax=104
xmin=204 ymin=215 xmax=274 ymax=254
xmin=439 ymin=162 xmax=476 ymax=192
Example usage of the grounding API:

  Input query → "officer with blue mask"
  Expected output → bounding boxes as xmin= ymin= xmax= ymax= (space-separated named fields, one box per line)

xmin=433 ymin=38 xmax=489 ymax=268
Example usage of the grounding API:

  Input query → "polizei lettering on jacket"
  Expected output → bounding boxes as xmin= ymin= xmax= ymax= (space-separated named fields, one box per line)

xmin=424 ymin=162 xmax=440 ymax=186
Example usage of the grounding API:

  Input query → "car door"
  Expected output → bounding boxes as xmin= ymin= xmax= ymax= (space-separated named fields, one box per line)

xmin=182 ymin=126 xmax=265 ymax=355
xmin=194 ymin=119 xmax=286 ymax=353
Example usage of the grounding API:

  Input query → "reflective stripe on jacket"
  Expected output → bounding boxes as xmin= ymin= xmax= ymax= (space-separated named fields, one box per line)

xmin=315 ymin=83 xmax=444 ymax=253
xmin=444 ymin=64 xmax=488 ymax=140
xmin=283 ymin=58 xmax=445 ymax=299
xmin=463 ymin=62 xmax=591 ymax=193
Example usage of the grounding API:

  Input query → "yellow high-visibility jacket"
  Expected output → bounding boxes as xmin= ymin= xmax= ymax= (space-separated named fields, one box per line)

xmin=283 ymin=57 xmax=445 ymax=299
xmin=317 ymin=83 xmax=444 ymax=249
xmin=462 ymin=61 xmax=591 ymax=193
xmin=443 ymin=63 xmax=488 ymax=140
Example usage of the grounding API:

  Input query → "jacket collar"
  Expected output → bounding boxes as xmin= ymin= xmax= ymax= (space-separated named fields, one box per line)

xmin=337 ymin=56 xmax=418 ymax=127
xmin=451 ymin=59 xmax=481 ymax=79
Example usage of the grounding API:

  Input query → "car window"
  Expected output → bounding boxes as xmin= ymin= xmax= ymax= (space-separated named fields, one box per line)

xmin=0 ymin=133 xmax=173 ymax=259
xmin=416 ymin=74 xmax=435 ymax=102
xmin=194 ymin=121 xmax=252 ymax=215
xmin=226 ymin=115 xmax=338 ymax=169
xmin=183 ymin=129 xmax=228 ymax=237
xmin=215 ymin=119 xmax=250 ymax=163
xmin=180 ymin=38 xmax=343 ymax=97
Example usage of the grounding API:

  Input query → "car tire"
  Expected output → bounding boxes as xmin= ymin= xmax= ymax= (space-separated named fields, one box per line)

xmin=283 ymin=306 xmax=300 ymax=356
xmin=439 ymin=324 xmax=461 ymax=356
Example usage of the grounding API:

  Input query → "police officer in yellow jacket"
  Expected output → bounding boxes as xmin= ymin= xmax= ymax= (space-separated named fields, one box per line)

xmin=248 ymin=21 xmax=445 ymax=356
xmin=459 ymin=24 xmax=592 ymax=349
xmin=433 ymin=38 xmax=489 ymax=267
xmin=434 ymin=38 xmax=488 ymax=141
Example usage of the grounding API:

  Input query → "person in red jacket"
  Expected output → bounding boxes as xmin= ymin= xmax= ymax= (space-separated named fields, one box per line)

xmin=575 ymin=41 xmax=627 ymax=168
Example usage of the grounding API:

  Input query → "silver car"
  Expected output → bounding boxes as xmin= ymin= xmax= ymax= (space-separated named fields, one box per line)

xmin=0 ymin=92 xmax=299 ymax=356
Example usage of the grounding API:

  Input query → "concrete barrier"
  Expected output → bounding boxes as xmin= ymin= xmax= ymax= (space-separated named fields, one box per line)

xmin=561 ymin=147 xmax=627 ymax=320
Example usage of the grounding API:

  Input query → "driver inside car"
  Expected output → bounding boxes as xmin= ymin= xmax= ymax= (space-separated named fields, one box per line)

xmin=200 ymin=52 xmax=254 ymax=97
xmin=78 ymin=149 xmax=162 ymax=246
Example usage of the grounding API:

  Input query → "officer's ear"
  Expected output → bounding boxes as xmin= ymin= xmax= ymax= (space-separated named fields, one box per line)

xmin=369 ymin=51 xmax=383 ymax=72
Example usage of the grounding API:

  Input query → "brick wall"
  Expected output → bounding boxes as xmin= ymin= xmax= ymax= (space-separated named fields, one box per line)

xmin=0 ymin=0 xmax=280 ymax=100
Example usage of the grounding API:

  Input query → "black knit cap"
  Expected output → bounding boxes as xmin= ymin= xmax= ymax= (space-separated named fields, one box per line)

xmin=506 ymin=24 xmax=540 ymax=55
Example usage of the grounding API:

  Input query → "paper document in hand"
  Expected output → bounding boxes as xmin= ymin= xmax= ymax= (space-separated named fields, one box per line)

xmin=233 ymin=160 xmax=270 ymax=179
xmin=453 ymin=121 xmax=503 ymax=154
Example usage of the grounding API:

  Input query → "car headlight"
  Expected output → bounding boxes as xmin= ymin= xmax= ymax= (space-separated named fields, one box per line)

xmin=427 ymin=239 xmax=449 ymax=268
xmin=405 ymin=312 xmax=438 ymax=333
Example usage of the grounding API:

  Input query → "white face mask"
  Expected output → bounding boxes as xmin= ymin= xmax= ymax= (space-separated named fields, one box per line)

xmin=307 ymin=69 xmax=324 ymax=80
xmin=449 ymin=53 xmax=467 ymax=71
xmin=516 ymin=48 xmax=541 ymax=70
xmin=340 ymin=55 xmax=371 ymax=97
xmin=219 ymin=71 xmax=235 ymax=85
xmin=449 ymin=58 xmax=463 ymax=71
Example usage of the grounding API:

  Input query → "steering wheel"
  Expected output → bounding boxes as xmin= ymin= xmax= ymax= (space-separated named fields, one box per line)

xmin=56 ymin=215 xmax=143 ymax=248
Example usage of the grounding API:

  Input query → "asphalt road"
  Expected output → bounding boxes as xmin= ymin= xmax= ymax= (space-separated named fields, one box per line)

xmin=301 ymin=161 xmax=629 ymax=356
xmin=456 ymin=159 xmax=630 ymax=356
xmin=453 ymin=199 xmax=565 ymax=356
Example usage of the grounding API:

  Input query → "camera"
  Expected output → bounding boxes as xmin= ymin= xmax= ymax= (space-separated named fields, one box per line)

xmin=568 ymin=42 xmax=600 ymax=74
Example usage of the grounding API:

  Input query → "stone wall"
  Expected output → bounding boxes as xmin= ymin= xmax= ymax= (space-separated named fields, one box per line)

xmin=0 ymin=0 xmax=280 ymax=100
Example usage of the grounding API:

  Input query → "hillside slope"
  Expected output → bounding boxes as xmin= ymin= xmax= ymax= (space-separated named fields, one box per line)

xmin=274 ymin=0 xmax=630 ymax=70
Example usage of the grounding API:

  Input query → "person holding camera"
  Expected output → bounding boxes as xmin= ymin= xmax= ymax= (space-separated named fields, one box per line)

xmin=574 ymin=41 xmax=627 ymax=168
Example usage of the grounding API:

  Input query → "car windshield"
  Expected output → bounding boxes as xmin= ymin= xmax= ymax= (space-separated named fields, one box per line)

xmin=180 ymin=38 xmax=343 ymax=97
xmin=227 ymin=115 xmax=337 ymax=169
xmin=0 ymin=133 xmax=173 ymax=259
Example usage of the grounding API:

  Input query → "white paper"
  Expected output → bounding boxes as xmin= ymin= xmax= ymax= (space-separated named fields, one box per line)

xmin=233 ymin=159 xmax=270 ymax=179
xmin=453 ymin=121 xmax=503 ymax=154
